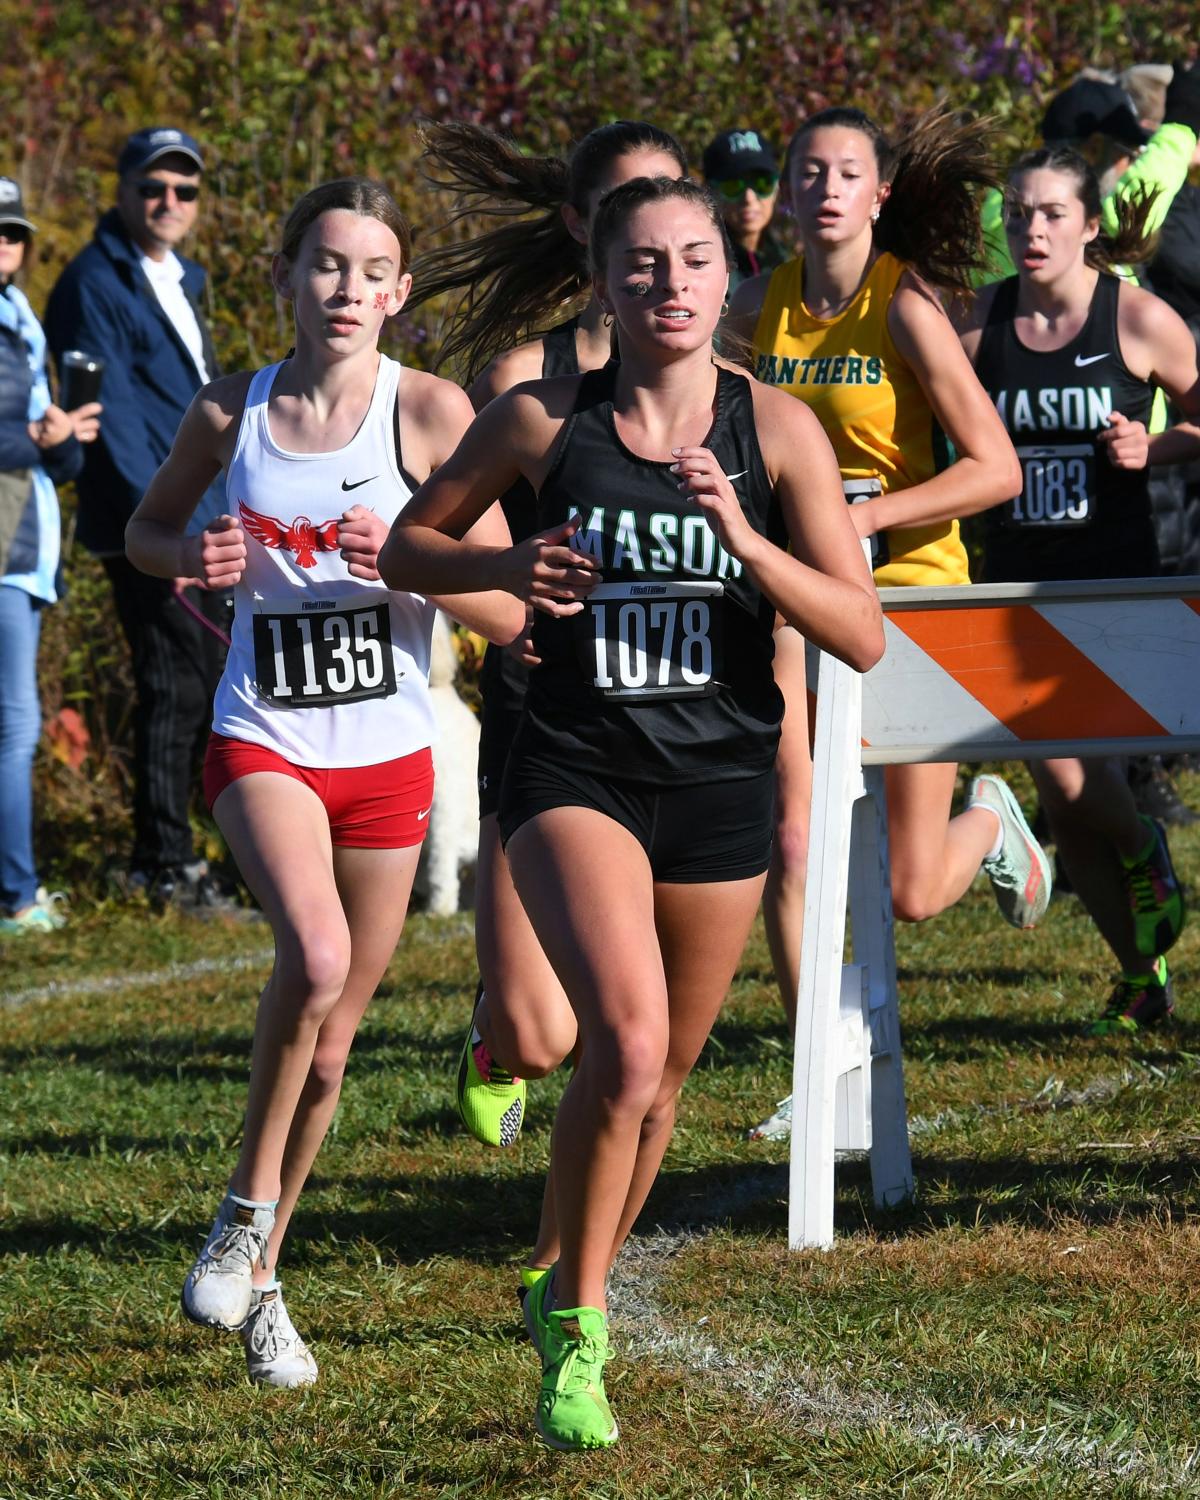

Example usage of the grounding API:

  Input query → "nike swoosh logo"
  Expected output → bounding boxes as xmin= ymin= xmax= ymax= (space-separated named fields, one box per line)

xmin=1074 ymin=353 xmax=1109 ymax=367
xmin=417 ymin=803 xmax=433 ymax=821
xmin=341 ymin=475 xmax=377 ymax=492
xmin=725 ymin=469 xmax=749 ymax=483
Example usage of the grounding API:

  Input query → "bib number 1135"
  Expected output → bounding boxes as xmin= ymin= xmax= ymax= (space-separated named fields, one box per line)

xmin=253 ymin=601 xmax=397 ymax=707
xmin=578 ymin=580 xmax=724 ymax=700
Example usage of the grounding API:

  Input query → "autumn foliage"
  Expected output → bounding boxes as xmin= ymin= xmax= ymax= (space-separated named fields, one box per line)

xmin=3 ymin=0 xmax=1193 ymax=887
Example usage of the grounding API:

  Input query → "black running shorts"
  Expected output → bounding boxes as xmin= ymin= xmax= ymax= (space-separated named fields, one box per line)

xmin=498 ymin=753 xmax=774 ymax=884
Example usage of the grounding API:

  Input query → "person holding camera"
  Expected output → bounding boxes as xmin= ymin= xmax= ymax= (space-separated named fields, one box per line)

xmin=0 ymin=177 xmax=100 ymax=933
xmin=45 ymin=127 xmax=238 ymax=912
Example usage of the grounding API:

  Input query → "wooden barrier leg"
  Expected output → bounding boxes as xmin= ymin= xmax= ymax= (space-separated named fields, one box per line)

xmin=848 ymin=766 xmax=914 ymax=1210
xmin=789 ymin=652 xmax=863 ymax=1250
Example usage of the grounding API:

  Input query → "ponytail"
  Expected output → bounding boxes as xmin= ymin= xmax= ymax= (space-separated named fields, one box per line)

xmin=409 ymin=119 xmax=687 ymax=380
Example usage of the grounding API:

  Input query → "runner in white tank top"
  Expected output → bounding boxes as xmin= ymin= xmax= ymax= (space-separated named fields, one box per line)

xmin=215 ymin=351 xmax=436 ymax=766
xmin=126 ymin=178 xmax=522 ymax=1391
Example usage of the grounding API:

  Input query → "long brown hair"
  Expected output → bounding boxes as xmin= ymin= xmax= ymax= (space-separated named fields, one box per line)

xmin=787 ymin=104 xmax=1002 ymax=295
xmin=409 ymin=119 xmax=688 ymax=379
xmin=279 ymin=177 xmax=412 ymax=269
xmin=1007 ymin=146 xmax=1159 ymax=271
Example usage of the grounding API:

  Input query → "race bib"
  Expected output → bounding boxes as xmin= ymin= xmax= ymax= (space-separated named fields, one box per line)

xmin=575 ymin=580 xmax=724 ymax=701
xmin=1005 ymin=444 xmax=1094 ymax=528
xmin=252 ymin=600 xmax=397 ymax=708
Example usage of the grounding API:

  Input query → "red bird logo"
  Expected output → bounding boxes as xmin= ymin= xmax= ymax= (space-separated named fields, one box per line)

xmin=238 ymin=500 xmax=341 ymax=569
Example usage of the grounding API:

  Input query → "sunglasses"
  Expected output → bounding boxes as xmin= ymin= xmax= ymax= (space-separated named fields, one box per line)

xmin=713 ymin=174 xmax=778 ymax=202
xmin=0 ymin=225 xmax=29 ymax=244
xmin=136 ymin=179 xmax=200 ymax=203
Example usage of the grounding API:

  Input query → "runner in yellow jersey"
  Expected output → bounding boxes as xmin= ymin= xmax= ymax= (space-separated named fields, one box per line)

xmin=727 ymin=106 xmax=1047 ymax=1140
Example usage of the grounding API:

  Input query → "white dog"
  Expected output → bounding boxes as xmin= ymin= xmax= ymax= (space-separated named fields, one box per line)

xmin=415 ymin=612 xmax=481 ymax=915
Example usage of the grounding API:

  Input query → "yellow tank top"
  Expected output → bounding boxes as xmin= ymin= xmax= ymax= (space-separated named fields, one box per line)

xmin=751 ymin=251 xmax=969 ymax=587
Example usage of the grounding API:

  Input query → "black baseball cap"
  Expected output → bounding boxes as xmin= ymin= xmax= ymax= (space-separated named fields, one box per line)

xmin=1041 ymin=79 xmax=1150 ymax=149
xmin=703 ymin=128 xmax=779 ymax=181
xmin=117 ymin=126 xmax=204 ymax=177
xmin=0 ymin=176 xmax=35 ymax=233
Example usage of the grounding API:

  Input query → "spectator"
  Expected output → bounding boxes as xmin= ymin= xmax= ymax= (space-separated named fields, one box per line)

xmin=702 ymin=128 xmax=789 ymax=292
xmin=0 ymin=177 xmax=99 ymax=934
xmin=45 ymin=127 xmax=238 ymax=911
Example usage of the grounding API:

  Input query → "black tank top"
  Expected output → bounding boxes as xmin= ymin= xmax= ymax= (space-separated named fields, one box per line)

xmin=975 ymin=274 xmax=1159 ymax=581
xmin=510 ymin=362 xmax=786 ymax=785
xmin=480 ymin=318 xmax=581 ymax=720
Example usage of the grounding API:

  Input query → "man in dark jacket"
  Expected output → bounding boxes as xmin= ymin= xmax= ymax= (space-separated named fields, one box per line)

xmin=45 ymin=127 xmax=237 ymax=909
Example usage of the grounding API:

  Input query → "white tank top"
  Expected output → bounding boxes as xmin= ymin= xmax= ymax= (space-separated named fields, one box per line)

xmin=211 ymin=355 xmax=436 ymax=767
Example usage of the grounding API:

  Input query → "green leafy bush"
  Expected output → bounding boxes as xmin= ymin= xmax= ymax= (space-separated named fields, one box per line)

xmin=2 ymin=0 xmax=1189 ymax=891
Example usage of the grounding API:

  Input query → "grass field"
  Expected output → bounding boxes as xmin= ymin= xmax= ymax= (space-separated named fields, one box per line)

xmin=3 ymin=791 xmax=1200 ymax=1499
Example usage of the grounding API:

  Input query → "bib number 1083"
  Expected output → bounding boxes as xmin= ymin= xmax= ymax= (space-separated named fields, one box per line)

xmin=253 ymin=601 xmax=397 ymax=707
xmin=578 ymin=580 xmax=723 ymax=701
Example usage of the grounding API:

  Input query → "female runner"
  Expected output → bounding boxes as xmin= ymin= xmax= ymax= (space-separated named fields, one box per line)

xmin=408 ymin=123 xmax=688 ymax=1194
xmin=125 ymin=178 xmax=519 ymax=1387
xmin=379 ymin=176 xmax=884 ymax=1451
xmin=727 ymin=107 xmax=1041 ymax=1139
xmin=957 ymin=146 xmax=1200 ymax=1033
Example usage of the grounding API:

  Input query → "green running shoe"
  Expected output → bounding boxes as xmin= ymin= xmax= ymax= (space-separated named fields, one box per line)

xmin=1087 ymin=956 xmax=1174 ymax=1036
xmin=455 ymin=1007 xmax=526 ymax=1148
xmin=968 ymin=774 xmax=1052 ymax=929
xmin=536 ymin=1305 xmax=619 ymax=1451
xmin=1122 ymin=817 xmax=1185 ymax=960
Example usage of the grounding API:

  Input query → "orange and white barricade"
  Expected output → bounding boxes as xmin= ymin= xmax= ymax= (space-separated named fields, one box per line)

xmin=791 ymin=576 xmax=1200 ymax=1249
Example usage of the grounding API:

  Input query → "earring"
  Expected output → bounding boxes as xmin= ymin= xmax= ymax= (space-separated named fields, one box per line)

xmin=602 ymin=311 xmax=614 ymax=328
xmin=720 ymin=298 xmax=730 ymax=317
xmin=870 ymin=208 xmax=880 ymax=225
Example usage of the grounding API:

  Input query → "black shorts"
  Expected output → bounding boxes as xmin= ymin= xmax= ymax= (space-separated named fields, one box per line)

xmin=498 ymin=753 xmax=775 ymax=884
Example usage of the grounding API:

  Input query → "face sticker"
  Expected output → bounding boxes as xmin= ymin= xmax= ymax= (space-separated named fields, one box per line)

xmin=373 ymin=291 xmax=390 ymax=310
xmin=621 ymin=282 xmax=652 ymax=298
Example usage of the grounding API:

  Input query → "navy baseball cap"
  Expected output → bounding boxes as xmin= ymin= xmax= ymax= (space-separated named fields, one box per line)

xmin=117 ymin=126 xmax=204 ymax=177
xmin=1041 ymin=79 xmax=1149 ymax=149
xmin=0 ymin=177 xmax=35 ymax=233
xmin=703 ymin=129 xmax=779 ymax=181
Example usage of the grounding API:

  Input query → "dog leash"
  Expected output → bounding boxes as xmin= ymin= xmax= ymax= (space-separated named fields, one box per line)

xmin=173 ymin=579 xmax=233 ymax=648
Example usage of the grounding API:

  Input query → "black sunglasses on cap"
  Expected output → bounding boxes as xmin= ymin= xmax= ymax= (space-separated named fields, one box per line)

xmin=136 ymin=179 xmax=200 ymax=202
xmin=0 ymin=224 xmax=30 ymax=243
xmin=713 ymin=173 xmax=779 ymax=202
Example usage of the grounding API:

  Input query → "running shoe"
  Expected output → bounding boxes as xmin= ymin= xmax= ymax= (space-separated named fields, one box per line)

xmin=241 ymin=1283 xmax=318 ymax=1388
xmin=1087 ymin=956 xmax=1174 ymax=1037
xmin=536 ymin=1305 xmax=619 ymax=1451
xmin=456 ymin=1008 xmax=526 ymax=1148
xmin=747 ymin=1094 xmax=793 ymax=1141
xmin=967 ymin=774 xmax=1052 ymax=929
xmin=181 ymin=1194 xmax=274 ymax=1330
xmin=1122 ymin=816 xmax=1186 ymax=960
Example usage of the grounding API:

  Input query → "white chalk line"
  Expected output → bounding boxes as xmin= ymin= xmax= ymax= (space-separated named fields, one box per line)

xmin=0 ymin=913 xmax=477 ymax=1013
xmin=609 ymin=1221 xmax=1199 ymax=1492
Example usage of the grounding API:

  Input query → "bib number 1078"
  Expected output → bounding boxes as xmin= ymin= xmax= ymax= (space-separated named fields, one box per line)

xmin=579 ymin=580 xmax=724 ymax=701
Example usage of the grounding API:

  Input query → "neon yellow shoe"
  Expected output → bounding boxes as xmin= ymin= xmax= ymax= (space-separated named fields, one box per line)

xmin=455 ymin=1007 xmax=526 ymax=1148
xmin=536 ymin=1305 xmax=619 ymax=1451
xmin=521 ymin=1262 xmax=554 ymax=1355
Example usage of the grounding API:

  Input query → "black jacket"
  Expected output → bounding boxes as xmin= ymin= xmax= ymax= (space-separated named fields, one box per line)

xmin=44 ymin=209 xmax=223 ymax=555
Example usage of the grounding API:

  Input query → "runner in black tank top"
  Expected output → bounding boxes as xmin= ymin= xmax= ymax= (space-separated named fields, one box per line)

xmin=421 ymin=129 xmax=691 ymax=1266
xmin=956 ymin=146 xmax=1200 ymax=1038
xmin=975 ymin=273 xmax=1160 ymax=581
xmin=380 ymin=176 xmax=881 ymax=1452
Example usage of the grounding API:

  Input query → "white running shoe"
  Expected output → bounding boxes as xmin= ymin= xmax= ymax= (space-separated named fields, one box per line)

xmin=241 ymin=1283 xmax=318 ymax=1388
xmin=181 ymin=1195 xmax=274 ymax=1330
xmin=747 ymin=1094 xmax=793 ymax=1141
xmin=967 ymin=774 xmax=1052 ymax=929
